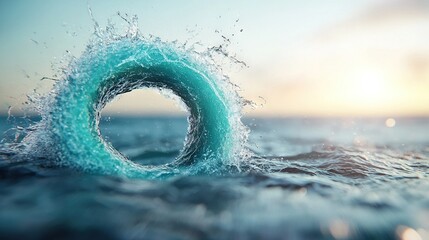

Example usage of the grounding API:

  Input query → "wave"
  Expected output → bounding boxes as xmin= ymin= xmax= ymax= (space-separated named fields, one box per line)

xmin=15 ymin=25 xmax=250 ymax=178
xmin=265 ymin=145 xmax=427 ymax=180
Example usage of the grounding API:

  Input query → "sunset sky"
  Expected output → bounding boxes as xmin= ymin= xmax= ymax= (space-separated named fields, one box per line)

xmin=1 ymin=0 xmax=428 ymax=117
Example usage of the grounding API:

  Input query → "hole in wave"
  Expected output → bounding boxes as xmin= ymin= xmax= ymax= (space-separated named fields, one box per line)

xmin=99 ymin=88 xmax=189 ymax=166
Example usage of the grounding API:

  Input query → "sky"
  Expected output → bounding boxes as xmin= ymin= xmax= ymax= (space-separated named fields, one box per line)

xmin=0 ymin=0 xmax=428 ymax=117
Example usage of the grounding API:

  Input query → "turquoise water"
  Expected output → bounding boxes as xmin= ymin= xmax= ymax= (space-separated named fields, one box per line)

xmin=1 ymin=116 xmax=429 ymax=239
xmin=20 ymin=37 xmax=248 ymax=179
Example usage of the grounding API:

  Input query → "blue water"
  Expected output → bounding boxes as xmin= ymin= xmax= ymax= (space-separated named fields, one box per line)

xmin=1 ymin=15 xmax=428 ymax=239
xmin=1 ymin=116 xmax=428 ymax=239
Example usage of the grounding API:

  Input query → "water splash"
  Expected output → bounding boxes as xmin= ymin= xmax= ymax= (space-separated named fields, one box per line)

xmin=17 ymin=15 xmax=250 ymax=178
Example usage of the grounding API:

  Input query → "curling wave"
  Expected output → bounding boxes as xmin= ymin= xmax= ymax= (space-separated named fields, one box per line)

xmin=22 ymin=36 xmax=248 ymax=178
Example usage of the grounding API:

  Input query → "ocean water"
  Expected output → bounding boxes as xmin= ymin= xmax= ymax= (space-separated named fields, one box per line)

xmin=1 ymin=116 xmax=428 ymax=239
xmin=1 ymin=14 xmax=428 ymax=239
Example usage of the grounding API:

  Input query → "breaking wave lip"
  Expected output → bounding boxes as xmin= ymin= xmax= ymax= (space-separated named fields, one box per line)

xmin=11 ymin=18 xmax=251 ymax=179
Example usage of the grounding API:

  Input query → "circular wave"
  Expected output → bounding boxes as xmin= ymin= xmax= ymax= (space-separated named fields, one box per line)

xmin=26 ymin=38 xmax=248 ymax=178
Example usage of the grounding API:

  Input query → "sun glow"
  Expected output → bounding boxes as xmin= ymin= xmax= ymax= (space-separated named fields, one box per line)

xmin=353 ymin=70 xmax=387 ymax=99
xmin=337 ymin=69 xmax=397 ymax=109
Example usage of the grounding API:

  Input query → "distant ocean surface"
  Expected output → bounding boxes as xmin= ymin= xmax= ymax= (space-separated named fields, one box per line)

xmin=1 ymin=115 xmax=428 ymax=239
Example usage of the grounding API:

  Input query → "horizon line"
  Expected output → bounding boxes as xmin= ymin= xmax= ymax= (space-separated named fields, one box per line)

xmin=1 ymin=112 xmax=429 ymax=119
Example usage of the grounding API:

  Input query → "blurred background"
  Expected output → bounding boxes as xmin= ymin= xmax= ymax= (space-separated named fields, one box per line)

xmin=0 ymin=0 xmax=428 ymax=117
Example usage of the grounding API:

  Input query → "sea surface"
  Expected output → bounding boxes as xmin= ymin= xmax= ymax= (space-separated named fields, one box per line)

xmin=0 ymin=116 xmax=428 ymax=239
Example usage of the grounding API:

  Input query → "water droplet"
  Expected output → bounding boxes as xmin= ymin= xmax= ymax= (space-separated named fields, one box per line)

xmin=385 ymin=118 xmax=396 ymax=128
xmin=396 ymin=226 xmax=422 ymax=240
xmin=329 ymin=219 xmax=350 ymax=239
